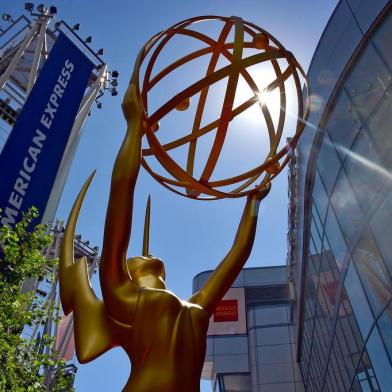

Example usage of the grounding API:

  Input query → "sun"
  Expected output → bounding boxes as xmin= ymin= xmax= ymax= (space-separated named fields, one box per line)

xmin=233 ymin=69 xmax=282 ymax=124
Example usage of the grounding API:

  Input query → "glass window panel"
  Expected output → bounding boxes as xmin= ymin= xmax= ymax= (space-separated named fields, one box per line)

xmin=259 ymin=363 xmax=294 ymax=384
xmin=327 ymin=366 xmax=343 ymax=392
xmin=256 ymin=326 xmax=290 ymax=345
xmin=302 ymin=333 xmax=311 ymax=357
xmin=350 ymin=375 xmax=362 ymax=392
xmin=324 ymin=207 xmax=347 ymax=270
xmin=308 ymin=243 xmax=321 ymax=281
xmin=318 ymin=251 xmax=338 ymax=315
xmin=312 ymin=204 xmax=325 ymax=240
xmin=303 ymin=323 xmax=313 ymax=351
xmin=353 ymin=227 xmax=392 ymax=316
xmin=327 ymin=89 xmax=361 ymax=161
xmin=377 ymin=302 xmax=392 ymax=363
xmin=359 ymin=377 xmax=372 ymax=392
xmin=330 ymin=169 xmax=363 ymax=242
xmin=258 ymin=344 xmax=291 ymax=365
xmin=344 ymin=43 xmax=390 ymax=124
xmin=329 ymin=350 xmax=345 ymax=392
xmin=340 ymin=289 xmax=367 ymax=358
xmin=213 ymin=336 xmax=248 ymax=355
xmin=310 ymin=235 xmax=318 ymax=257
xmin=343 ymin=128 xmax=385 ymax=213
xmin=370 ymin=189 xmax=392 ymax=279
xmin=206 ymin=338 xmax=213 ymax=356
xmin=307 ymin=365 xmax=317 ymax=390
xmin=304 ymin=297 xmax=316 ymax=323
xmin=244 ymin=268 xmax=287 ymax=286
xmin=332 ymin=339 xmax=352 ymax=390
xmin=316 ymin=130 xmax=342 ymax=195
xmin=344 ymin=262 xmax=374 ymax=338
xmin=318 ymin=314 xmax=330 ymax=350
xmin=366 ymin=328 xmax=392 ymax=391
xmin=324 ymin=9 xmax=363 ymax=84
xmin=351 ymin=0 xmax=389 ymax=33
xmin=214 ymin=354 xmax=249 ymax=373
xmin=246 ymin=284 xmax=289 ymax=303
xmin=313 ymin=317 xmax=328 ymax=360
xmin=325 ymin=372 xmax=333 ymax=392
xmin=308 ymin=0 xmax=356 ymax=81
xmin=366 ymin=88 xmax=392 ymax=171
xmin=324 ymin=249 xmax=341 ymax=281
xmin=221 ymin=374 xmax=251 ymax=392
xmin=311 ymin=217 xmax=323 ymax=255
xmin=346 ymin=315 xmax=366 ymax=358
xmin=304 ymin=275 xmax=317 ymax=319
xmin=300 ymin=357 xmax=309 ymax=384
xmin=313 ymin=169 xmax=330 ymax=224
xmin=316 ymin=288 xmax=332 ymax=328
xmin=254 ymin=305 xmax=288 ymax=326
xmin=335 ymin=318 xmax=358 ymax=377
xmin=358 ymin=350 xmax=381 ymax=392
xmin=372 ymin=7 xmax=392 ymax=68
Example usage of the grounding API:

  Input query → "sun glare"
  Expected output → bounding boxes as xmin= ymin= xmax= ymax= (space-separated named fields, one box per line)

xmin=233 ymin=69 xmax=282 ymax=124
xmin=256 ymin=90 xmax=275 ymax=107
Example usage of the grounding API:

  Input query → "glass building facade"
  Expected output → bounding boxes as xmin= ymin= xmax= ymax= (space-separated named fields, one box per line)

xmin=289 ymin=1 xmax=392 ymax=391
xmin=193 ymin=266 xmax=304 ymax=392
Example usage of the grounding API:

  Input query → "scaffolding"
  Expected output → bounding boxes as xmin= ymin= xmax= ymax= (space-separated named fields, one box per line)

xmin=22 ymin=224 xmax=100 ymax=389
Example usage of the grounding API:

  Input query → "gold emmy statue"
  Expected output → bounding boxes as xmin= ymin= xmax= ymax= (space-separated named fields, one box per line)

xmin=60 ymin=16 xmax=309 ymax=391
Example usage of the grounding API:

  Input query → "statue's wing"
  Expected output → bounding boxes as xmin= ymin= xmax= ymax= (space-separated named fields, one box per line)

xmin=59 ymin=172 xmax=116 ymax=363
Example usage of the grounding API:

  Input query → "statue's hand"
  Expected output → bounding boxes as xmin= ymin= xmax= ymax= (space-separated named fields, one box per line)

xmin=248 ymin=182 xmax=271 ymax=202
xmin=122 ymin=82 xmax=145 ymax=126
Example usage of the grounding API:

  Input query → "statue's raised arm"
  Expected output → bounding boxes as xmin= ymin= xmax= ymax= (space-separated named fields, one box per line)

xmin=189 ymin=184 xmax=270 ymax=315
xmin=99 ymin=81 xmax=145 ymax=324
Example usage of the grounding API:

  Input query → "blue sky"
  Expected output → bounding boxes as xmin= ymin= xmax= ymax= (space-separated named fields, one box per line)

xmin=3 ymin=1 xmax=338 ymax=390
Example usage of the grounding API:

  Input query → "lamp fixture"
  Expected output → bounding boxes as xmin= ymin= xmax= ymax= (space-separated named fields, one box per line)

xmin=2 ymin=14 xmax=14 ymax=23
xmin=24 ymin=3 xmax=34 ymax=11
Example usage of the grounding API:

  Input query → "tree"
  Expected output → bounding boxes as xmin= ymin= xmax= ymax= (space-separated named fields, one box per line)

xmin=0 ymin=207 xmax=74 ymax=391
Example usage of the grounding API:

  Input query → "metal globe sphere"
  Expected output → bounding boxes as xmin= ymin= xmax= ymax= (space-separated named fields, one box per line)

xmin=133 ymin=15 xmax=309 ymax=200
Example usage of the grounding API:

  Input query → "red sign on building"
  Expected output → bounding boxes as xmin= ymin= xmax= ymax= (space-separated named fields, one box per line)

xmin=213 ymin=299 xmax=239 ymax=322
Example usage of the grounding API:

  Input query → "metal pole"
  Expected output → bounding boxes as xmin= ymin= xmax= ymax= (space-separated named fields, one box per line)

xmin=26 ymin=16 xmax=50 ymax=96
xmin=0 ymin=21 xmax=39 ymax=91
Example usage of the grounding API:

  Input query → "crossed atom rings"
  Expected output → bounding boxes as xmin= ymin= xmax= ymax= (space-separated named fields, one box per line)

xmin=134 ymin=15 xmax=310 ymax=200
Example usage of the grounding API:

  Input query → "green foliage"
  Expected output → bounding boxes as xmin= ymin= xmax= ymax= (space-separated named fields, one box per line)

xmin=0 ymin=208 xmax=75 ymax=392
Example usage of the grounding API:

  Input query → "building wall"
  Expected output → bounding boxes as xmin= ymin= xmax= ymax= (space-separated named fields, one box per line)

xmin=292 ymin=1 xmax=392 ymax=391
xmin=194 ymin=266 xmax=304 ymax=392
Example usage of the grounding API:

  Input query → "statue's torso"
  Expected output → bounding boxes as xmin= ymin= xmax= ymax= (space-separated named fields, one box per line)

xmin=120 ymin=288 xmax=209 ymax=392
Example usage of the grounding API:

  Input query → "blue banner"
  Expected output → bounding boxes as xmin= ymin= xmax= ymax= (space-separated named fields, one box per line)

xmin=0 ymin=32 xmax=95 ymax=226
